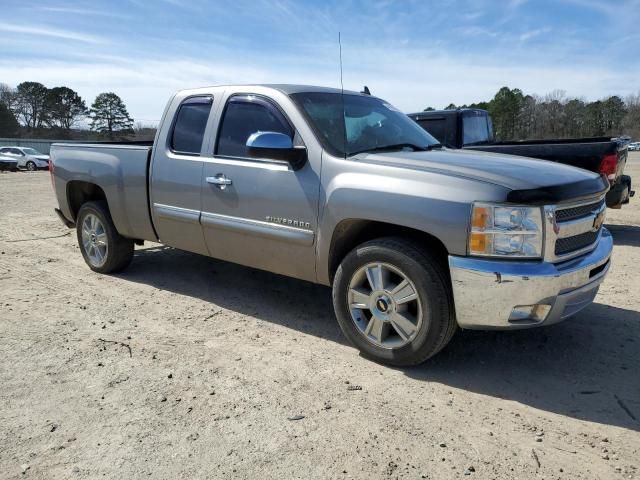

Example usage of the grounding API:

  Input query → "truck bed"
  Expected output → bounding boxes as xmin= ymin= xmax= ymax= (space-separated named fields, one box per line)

xmin=465 ymin=137 xmax=626 ymax=173
xmin=50 ymin=143 xmax=157 ymax=242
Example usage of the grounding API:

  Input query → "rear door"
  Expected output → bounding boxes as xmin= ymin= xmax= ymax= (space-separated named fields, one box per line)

xmin=149 ymin=95 xmax=217 ymax=255
xmin=199 ymin=91 xmax=320 ymax=282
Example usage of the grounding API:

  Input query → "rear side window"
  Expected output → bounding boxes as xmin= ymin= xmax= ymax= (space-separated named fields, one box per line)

xmin=216 ymin=96 xmax=293 ymax=158
xmin=170 ymin=96 xmax=213 ymax=155
xmin=417 ymin=118 xmax=447 ymax=144
xmin=462 ymin=112 xmax=492 ymax=146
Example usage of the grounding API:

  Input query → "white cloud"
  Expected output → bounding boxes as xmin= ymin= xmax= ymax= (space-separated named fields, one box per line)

xmin=0 ymin=24 xmax=106 ymax=44
xmin=37 ymin=6 xmax=129 ymax=18
xmin=519 ymin=27 xmax=550 ymax=41
xmin=1 ymin=46 xmax=637 ymax=124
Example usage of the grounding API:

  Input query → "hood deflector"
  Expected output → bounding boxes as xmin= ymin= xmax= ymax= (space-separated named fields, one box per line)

xmin=507 ymin=175 xmax=609 ymax=204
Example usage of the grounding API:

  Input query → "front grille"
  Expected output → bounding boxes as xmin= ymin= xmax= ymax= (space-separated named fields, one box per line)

xmin=555 ymin=199 xmax=604 ymax=222
xmin=555 ymin=230 xmax=599 ymax=256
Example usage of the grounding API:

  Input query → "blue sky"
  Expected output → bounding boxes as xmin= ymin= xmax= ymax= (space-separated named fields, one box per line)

xmin=1 ymin=0 xmax=638 ymax=124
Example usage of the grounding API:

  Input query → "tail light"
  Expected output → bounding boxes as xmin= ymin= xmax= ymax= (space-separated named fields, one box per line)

xmin=598 ymin=153 xmax=618 ymax=182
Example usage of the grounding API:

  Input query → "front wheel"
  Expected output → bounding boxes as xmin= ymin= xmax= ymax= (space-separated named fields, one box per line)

xmin=332 ymin=237 xmax=456 ymax=366
xmin=26 ymin=161 xmax=37 ymax=171
xmin=76 ymin=201 xmax=134 ymax=273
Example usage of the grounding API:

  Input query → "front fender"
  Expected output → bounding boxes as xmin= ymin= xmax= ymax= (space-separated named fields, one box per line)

xmin=316 ymin=165 xmax=509 ymax=285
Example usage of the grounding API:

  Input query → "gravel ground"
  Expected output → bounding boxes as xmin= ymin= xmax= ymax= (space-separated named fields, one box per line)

xmin=0 ymin=153 xmax=639 ymax=479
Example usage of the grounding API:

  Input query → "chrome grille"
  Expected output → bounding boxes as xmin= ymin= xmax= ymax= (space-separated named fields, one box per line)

xmin=555 ymin=199 xmax=605 ymax=222
xmin=555 ymin=230 xmax=600 ymax=256
xmin=545 ymin=195 xmax=605 ymax=262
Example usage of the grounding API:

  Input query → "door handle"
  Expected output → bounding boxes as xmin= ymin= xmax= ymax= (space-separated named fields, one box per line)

xmin=206 ymin=174 xmax=232 ymax=190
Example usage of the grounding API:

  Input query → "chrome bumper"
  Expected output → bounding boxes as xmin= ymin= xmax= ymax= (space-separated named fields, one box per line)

xmin=448 ymin=228 xmax=613 ymax=330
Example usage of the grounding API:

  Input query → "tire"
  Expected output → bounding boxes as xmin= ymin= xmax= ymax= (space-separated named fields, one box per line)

xmin=76 ymin=201 xmax=134 ymax=273
xmin=332 ymin=237 xmax=456 ymax=366
xmin=26 ymin=161 xmax=36 ymax=171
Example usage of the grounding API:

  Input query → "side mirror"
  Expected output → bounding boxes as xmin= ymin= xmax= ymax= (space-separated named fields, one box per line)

xmin=246 ymin=131 xmax=307 ymax=170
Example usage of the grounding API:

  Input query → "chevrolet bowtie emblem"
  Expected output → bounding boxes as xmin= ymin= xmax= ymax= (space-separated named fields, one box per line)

xmin=592 ymin=209 xmax=605 ymax=232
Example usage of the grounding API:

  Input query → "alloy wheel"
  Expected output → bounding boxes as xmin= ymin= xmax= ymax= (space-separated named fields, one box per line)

xmin=81 ymin=213 xmax=108 ymax=267
xmin=347 ymin=262 xmax=423 ymax=349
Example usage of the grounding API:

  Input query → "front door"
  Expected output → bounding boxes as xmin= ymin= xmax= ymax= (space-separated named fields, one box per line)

xmin=200 ymin=93 xmax=320 ymax=282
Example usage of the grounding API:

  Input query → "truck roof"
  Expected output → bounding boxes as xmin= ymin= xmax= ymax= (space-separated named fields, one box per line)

xmin=408 ymin=108 xmax=487 ymax=118
xmin=178 ymin=84 xmax=365 ymax=97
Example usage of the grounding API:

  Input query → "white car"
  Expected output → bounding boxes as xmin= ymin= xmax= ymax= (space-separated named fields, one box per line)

xmin=0 ymin=146 xmax=50 ymax=171
xmin=628 ymin=142 xmax=640 ymax=151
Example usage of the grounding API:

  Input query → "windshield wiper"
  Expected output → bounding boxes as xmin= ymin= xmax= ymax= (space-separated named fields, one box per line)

xmin=349 ymin=143 xmax=442 ymax=156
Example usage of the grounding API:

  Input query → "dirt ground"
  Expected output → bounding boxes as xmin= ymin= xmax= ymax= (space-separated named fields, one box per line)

xmin=0 ymin=154 xmax=639 ymax=480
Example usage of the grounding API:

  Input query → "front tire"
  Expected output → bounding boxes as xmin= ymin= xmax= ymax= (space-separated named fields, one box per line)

xmin=76 ymin=201 xmax=134 ymax=273
xmin=26 ymin=161 xmax=36 ymax=171
xmin=332 ymin=237 xmax=456 ymax=366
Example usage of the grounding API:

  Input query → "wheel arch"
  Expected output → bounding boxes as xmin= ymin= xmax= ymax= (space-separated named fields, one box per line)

xmin=66 ymin=181 xmax=109 ymax=222
xmin=327 ymin=219 xmax=450 ymax=284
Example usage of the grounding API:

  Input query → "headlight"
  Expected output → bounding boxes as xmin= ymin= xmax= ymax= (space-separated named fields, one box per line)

xmin=469 ymin=203 xmax=543 ymax=258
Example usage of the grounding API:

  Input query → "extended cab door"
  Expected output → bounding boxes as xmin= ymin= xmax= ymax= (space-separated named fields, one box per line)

xmin=199 ymin=90 xmax=321 ymax=282
xmin=149 ymin=94 xmax=218 ymax=255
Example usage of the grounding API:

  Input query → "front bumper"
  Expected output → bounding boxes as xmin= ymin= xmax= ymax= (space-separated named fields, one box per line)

xmin=448 ymin=228 xmax=613 ymax=330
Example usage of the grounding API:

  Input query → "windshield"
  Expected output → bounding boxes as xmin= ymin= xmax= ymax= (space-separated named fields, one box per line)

xmin=22 ymin=148 xmax=43 ymax=155
xmin=462 ymin=111 xmax=493 ymax=146
xmin=290 ymin=92 xmax=440 ymax=157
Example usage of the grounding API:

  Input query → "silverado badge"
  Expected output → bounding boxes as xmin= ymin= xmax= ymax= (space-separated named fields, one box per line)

xmin=266 ymin=216 xmax=311 ymax=229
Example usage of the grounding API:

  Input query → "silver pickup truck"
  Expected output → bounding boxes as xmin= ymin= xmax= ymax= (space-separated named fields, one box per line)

xmin=50 ymin=84 xmax=613 ymax=366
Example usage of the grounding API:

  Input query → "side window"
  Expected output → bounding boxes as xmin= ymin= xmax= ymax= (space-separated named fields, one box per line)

xmin=170 ymin=96 xmax=213 ymax=155
xmin=216 ymin=96 xmax=293 ymax=158
xmin=417 ymin=119 xmax=446 ymax=145
xmin=11 ymin=148 xmax=24 ymax=156
xmin=462 ymin=113 xmax=491 ymax=146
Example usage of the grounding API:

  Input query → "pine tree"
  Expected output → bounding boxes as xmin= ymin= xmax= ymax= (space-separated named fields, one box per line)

xmin=0 ymin=102 xmax=19 ymax=136
xmin=46 ymin=87 xmax=88 ymax=130
xmin=89 ymin=92 xmax=134 ymax=137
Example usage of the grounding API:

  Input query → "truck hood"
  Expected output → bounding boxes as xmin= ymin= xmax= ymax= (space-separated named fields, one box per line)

xmin=358 ymin=148 xmax=608 ymax=203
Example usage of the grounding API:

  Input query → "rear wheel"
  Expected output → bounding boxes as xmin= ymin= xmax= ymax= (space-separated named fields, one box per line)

xmin=332 ymin=237 xmax=456 ymax=366
xmin=76 ymin=201 xmax=134 ymax=273
xmin=26 ymin=161 xmax=36 ymax=171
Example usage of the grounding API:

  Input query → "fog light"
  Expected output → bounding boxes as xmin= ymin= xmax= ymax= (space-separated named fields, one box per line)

xmin=509 ymin=304 xmax=551 ymax=323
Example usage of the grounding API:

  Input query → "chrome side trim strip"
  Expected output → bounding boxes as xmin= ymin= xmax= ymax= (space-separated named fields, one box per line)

xmin=201 ymin=211 xmax=314 ymax=246
xmin=203 ymin=155 xmax=290 ymax=171
xmin=153 ymin=203 xmax=200 ymax=224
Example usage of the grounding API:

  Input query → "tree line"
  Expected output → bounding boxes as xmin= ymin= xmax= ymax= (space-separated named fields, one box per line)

xmin=0 ymin=81 xmax=153 ymax=140
xmin=427 ymin=86 xmax=640 ymax=141
xmin=2 ymin=81 xmax=638 ymax=142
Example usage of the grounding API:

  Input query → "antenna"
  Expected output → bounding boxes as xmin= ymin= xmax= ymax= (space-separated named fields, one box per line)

xmin=338 ymin=32 xmax=347 ymax=159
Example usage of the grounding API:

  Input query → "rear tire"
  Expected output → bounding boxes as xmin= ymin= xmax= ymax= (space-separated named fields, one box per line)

xmin=332 ymin=237 xmax=456 ymax=366
xmin=76 ymin=201 xmax=134 ymax=273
